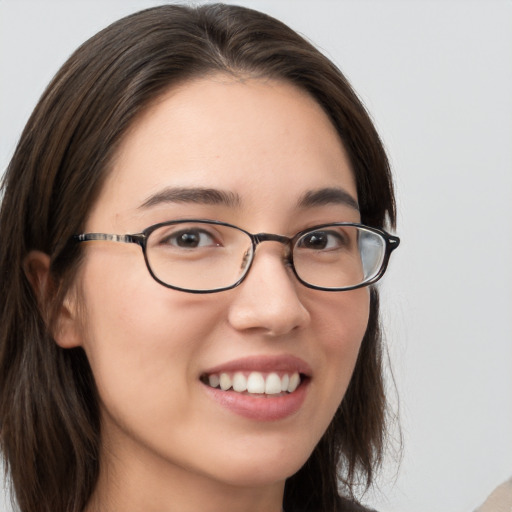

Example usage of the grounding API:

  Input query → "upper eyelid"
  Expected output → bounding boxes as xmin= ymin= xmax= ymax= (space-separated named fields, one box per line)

xmin=142 ymin=220 xmax=364 ymax=242
xmin=154 ymin=225 xmax=219 ymax=238
xmin=298 ymin=226 xmax=351 ymax=237
xmin=161 ymin=225 xmax=217 ymax=234
xmin=297 ymin=229 xmax=347 ymax=242
xmin=150 ymin=223 xmax=227 ymax=245
xmin=148 ymin=221 xmax=219 ymax=234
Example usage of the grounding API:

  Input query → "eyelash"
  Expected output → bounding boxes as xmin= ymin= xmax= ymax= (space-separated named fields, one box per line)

xmin=159 ymin=228 xmax=220 ymax=247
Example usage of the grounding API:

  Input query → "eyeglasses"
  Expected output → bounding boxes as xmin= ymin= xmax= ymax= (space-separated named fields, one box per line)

xmin=73 ymin=219 xmax=400 ymax=293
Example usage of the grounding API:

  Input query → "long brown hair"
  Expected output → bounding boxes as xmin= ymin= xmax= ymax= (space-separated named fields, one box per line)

xmin=0 ymin=5 xmax=396 ymax=512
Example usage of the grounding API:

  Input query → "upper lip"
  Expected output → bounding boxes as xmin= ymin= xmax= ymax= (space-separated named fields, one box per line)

xmin=201 ymin=355 xmax=312 ymax=377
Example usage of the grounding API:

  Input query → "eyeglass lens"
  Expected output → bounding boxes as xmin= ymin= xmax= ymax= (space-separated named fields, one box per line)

xmin=144 ymin=222 xmax=387 ymax=292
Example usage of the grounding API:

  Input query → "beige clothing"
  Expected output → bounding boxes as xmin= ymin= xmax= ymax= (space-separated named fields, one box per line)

xmin=476 ymin=478 xmax=512 ymax=512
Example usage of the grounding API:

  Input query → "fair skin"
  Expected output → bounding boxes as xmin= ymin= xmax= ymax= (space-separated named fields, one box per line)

xmin=29 ymin=75 xmax=370 ymax=512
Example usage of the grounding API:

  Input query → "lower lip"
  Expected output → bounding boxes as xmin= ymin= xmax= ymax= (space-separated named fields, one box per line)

xmin=202 ymin=379 xmax=309 ymax=421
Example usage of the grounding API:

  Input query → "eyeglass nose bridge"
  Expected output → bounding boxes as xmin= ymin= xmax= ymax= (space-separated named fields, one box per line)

xmin=252 ymin=232 xmax=292 ymax=246
xmin=249 ymin=232 xmax=295 ymax=267
xmin=252 ymin=232 xmax=294 ymax=256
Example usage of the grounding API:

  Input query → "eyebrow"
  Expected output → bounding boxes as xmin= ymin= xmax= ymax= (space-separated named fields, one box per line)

xmin=139 ymin=185 xmax=359 ymax=212
xmin=297 ymin=187 xmax=359 ymax=211
xmin=139 ymin=187 xmax=242 ymax=209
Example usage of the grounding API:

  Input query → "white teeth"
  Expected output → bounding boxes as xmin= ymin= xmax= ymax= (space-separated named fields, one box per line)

xmin=219 ymin=373 xmax=232 ymax=391
xmin=265 ymin=373 xmax=282 ymax=394
xmin=247 ymin=372 xmax=265 ymax=393
xmin=288 ymin=372 xmax=300 ymax=393
xmin=232 ymin=372 xmax=247 ymax=392
xmin=281 ymin=374 xmax=290 ymax=392
xmin=208 ymin=374 xmax=220 ymax=388
xmin=206 ymin=371 xmax=303 ymax=395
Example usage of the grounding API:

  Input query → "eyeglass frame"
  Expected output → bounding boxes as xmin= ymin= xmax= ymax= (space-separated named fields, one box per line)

xmin=73 ymin=219 xmax=400 ymax=294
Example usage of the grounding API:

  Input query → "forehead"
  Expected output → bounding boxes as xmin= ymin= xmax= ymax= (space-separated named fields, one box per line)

xmin=88 ymin=75 xmax=358 ymax=229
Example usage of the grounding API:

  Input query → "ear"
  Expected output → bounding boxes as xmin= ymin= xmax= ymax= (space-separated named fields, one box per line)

xmin=24 ymin=250 xmax=83 ymax=349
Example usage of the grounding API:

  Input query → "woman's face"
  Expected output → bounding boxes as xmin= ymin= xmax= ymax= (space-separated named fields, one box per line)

xmin=70 ymin=76 xmax=370 ymax=501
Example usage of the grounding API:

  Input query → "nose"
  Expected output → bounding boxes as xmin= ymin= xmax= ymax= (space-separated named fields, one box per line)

xmin=227 ymin=244 xmax=311 ymax=336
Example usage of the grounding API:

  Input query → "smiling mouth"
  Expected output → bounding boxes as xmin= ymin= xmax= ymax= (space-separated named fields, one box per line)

xmin=200 ymin=371 xmax=305 ymax=396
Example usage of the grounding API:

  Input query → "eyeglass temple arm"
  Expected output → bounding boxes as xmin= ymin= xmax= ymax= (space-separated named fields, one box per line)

xmin=73 ymin=233 xmax=146 ymax=247
xmin=386 ymin=235 xmax=400 ymax=252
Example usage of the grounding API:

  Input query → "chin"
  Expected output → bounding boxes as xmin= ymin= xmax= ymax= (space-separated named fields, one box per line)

xmin=205 ymin=447 xmax=312 ymax=488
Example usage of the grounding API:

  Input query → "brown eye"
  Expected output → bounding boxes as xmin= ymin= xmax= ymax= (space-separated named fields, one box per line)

xmin=298 ymin=230 xmax=346 ymax=250
xmin=161 ymin=229 xmax=219 ymax=249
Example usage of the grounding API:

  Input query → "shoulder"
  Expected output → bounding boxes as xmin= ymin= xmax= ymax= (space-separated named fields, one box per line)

xmin=289 ymin=496 xmax=378 ymax=512
xmin=339 ymin=497 xmax=378 ymax=512
xmin=475 ymin=477 xmax=512 ymax=512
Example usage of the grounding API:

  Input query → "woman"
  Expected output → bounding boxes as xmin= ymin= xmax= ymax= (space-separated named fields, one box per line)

xmin=0 ymin=4 xmax=399 ymax=512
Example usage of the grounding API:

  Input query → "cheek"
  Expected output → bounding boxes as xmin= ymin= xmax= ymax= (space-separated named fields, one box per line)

xmin=309 ymin=287 xmax=370 ymax=410
xmin=315 ymin=286 xmax=370 ymax=355
xmin=75 ymin=252 xmax=220 ymax=421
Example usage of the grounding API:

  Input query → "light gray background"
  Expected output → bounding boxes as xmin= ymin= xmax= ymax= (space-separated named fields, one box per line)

xmin=1 ymin=1 xmax=511 ymax=511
